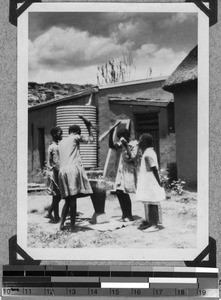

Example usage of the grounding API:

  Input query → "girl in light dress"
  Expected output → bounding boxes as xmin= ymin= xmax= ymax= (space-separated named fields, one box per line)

xmin=136 ymin=133 xmax=165 ymax=231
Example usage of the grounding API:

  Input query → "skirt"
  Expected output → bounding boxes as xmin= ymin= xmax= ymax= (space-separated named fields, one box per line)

xmin=45 ymin=169 xmax=60 ymax=196
xmin=59 ymin=164 xmax=93 ymax=199
xmin=114 ymin=161 xmax=137 ymax=194
xmin=136 ymin=171 xmax=165 ymax=202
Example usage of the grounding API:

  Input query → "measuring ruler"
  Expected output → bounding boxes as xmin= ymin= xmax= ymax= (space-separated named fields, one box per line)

xmin=2 ymin=266 xmax=219 ymax=298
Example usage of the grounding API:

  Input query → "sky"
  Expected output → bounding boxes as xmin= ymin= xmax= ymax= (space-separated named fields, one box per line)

xmin=28 ymin=12 xmax=197 ymax=85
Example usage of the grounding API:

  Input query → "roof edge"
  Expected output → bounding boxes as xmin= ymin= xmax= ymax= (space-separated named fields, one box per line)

xmin=163 ymin=78 xmax=197 ymax=93
xmin=29 ymin=87 xmax=98 ymax=111
xmin=99 ymin=76 xmax=168 ymax=90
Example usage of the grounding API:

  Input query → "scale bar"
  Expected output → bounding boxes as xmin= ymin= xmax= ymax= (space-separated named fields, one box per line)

xmin=101 ymin=282 xmax=150 ymax=288
xmin=149 ymin=277 xmax=197 ymax=283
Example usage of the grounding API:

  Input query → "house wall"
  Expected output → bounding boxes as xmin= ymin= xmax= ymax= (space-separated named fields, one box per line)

xmin=28 ymin=80 xmax=175 ymax=183
xmin=173 ymin=86 xmax=197 ymax=189
xmin=28 ymin=94 xmax=95 ymax=181
xmin=97 ymin=80 xmax=174 ymax=169
xmin=106 ymin=103 xmax=176 ymax=175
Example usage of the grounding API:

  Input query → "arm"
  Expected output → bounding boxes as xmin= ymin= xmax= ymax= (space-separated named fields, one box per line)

xmin=46 ymin=147 xmax=52 ymax=170
xmin=109 ymin=128 xmax=115 ymax=149
xmin=78 ymin=115 xmax=94 ymax=143
xmin=121 ymin=138 xmax=132 ymax=159
xmin=85 ymin=122 xmax=94 ymax=143
xmin=108 ymin=127 xmax=121 ymax=150
xmin=52 ymin=148 xmax=60 ymax=171
xmin=144 ymin=153 xmax=163 ymax=187
xmin=151 ymin=166 xmax=163 ymax=187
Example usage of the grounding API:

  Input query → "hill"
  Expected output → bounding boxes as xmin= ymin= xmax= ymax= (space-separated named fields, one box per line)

xmin=28 ymin=82 xmax=94 ymax=106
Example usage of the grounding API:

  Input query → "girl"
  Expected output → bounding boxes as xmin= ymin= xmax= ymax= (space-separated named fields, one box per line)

xmin=58 ymin=116 xmax=94 ymax=231
xmin=45 ymin=126 xmax=63 ymax=223
xmin=109 ymin=126 xmax=139 ymax=222
xmin=136 ymin=133 xmax=165 ymax=230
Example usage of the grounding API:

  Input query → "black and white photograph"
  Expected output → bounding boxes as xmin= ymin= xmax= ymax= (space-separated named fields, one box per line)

xmin=17 ymin=2 xmax=209 ymax=260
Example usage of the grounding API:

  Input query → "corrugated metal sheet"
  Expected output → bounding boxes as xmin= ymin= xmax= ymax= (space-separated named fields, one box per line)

xmin=56 ymin=106 xmax=98 ymax=168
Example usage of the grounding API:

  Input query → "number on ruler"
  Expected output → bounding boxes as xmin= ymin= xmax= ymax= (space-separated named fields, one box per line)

xmin=46 ymin=288 xmax=54 ymax=295
xmin=68 ymin=288 xmax=77 ymax=295
xmin=176 ymin=289 xmax=186 ymax=296
xmin=154 ymin=289 xmax=163 ymax=295
xmin=110 ymin=288 xmax=119 ymax=295
xmin=24 ymin=288 xmax=32 ymax=295
xmin=198 ymin=289 xmax=207 ymax=296
xmin=133 ymin=289 xmax=142 ymax=296
xmin=3 ymin=288 xmax=11 ymax=295
xmin=89 ymin=288 xmax=98 ymax=295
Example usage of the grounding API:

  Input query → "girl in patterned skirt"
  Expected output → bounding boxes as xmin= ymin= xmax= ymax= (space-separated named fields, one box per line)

xmin=109 ymin=126 xmax=139 ymax=222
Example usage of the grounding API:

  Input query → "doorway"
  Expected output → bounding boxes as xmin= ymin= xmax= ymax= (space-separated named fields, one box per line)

xmin=38 ymin=128 xmax=45 ymax=170
xmin=134 ymin=112 xmax=160 ymax=162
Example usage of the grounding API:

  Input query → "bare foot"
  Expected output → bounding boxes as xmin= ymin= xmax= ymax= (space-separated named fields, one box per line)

xmin=142 ymin=225 xmax=160 ymax=232
xmin=44 ymin=213 xmax=53 ymax=220
xmin=69 ymin=226 xmax=77 ymax=232
xmin=50 ymin=217 xmax=60 ymax=224
xmin=60 ymin=224 xmax=66 ymax=231
xmin=138 ymin=221 xmax=151 ymax=230
xmin=123 ymin=215 xmax=134 ymax=222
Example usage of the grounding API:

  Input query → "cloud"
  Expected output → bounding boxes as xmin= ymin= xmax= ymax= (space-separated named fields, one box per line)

xmin=29 ymin=12 xmax=197 ymax=45
xmin=29 ymin=65 xmax=98 ymax=85
xmin=28 ymin=12 xmax=196 ymax=84
xmin=112 ymin=20 xmax=142 ymax=45
xmin=133 ymin=44 xmax=186 ymax=78
xmin=160 ymin=13 xmax=197 ymax=28
xmin=29 ymin=26 xmax=129 ymax=71
xmin=29 ymin=44 xmax=186 ymax=84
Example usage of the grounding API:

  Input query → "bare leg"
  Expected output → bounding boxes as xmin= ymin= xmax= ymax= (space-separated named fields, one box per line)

xmin=122 ymin=193 xmax=133 ymax=221
xmin=60 ymin=197 xmax=70 ymax=230
xmin=53 ymin=195 xmax=61 ymax=222
xmin=44 ymin=197 xmax=54 ymax=220
xmin=116 ymin=191 xmax=126 ymax=219
xmin=69 ymin=196 xmax=77 ymax=231
xmin=149 ymin=204 xmax=159 ymax=226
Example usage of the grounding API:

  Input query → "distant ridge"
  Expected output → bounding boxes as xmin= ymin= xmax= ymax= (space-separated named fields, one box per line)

xmin=28 ymin=81 xmax=94 ymax=106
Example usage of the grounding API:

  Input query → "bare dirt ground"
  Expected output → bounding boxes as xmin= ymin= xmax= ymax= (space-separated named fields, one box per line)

xmin=27 ymin=190 xmax=197 ymax=249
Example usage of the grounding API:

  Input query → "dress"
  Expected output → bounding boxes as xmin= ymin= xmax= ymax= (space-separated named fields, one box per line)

xmin=136 ymin=147 xmax=165 ymax=202
xmin=46 ymin=141 xmax=60 ymax=196
xmin=58 ymin=134 xmax=93 ymax=199
xmin=114 ymin=139 xmax=139 ymax=194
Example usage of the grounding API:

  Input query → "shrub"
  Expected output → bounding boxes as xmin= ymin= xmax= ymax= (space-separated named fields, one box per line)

xmin=170 ymin=179 xmax=186 ymax=195
xmin=159 ymin=169 xmax=170 ymax=190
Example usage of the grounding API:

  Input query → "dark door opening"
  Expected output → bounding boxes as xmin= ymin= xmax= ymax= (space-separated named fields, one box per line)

xmin=38 ymin=128 xmax=45 ymax=170
xmin=134 ymin=112 xmax=160 ymax=163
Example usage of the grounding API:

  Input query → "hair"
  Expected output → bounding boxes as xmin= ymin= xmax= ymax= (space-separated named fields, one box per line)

xmin=117 ymin=128 xmax=130 ymax=139
xmin=50 ymin=126 xmax=62 ymax=137
xmin=69 ymin=125 xmax=81 ymax=135
xmin=139 ymin=133 xmax=153 ymax=148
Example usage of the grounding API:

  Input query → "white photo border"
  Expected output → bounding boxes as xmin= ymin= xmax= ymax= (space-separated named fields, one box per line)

xmin=17 ymin=2 xmax=209 ymax=261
